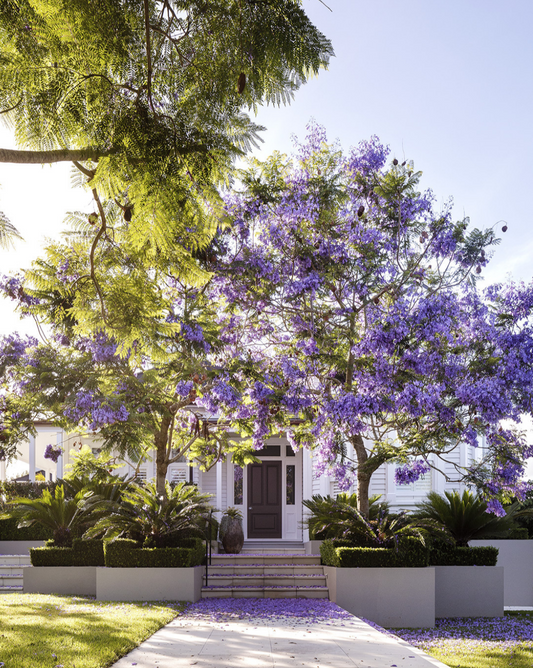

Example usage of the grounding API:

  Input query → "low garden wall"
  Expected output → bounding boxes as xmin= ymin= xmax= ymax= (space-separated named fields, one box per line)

xmin=471 ymin=539 xmax=533 ymax=606
xmin=324 ymin=566 xmax=435 ymax=628
xmin=24 ymin=566 xmax=97 ymax=596
xmin=23 ymin=565 xmax=203 ymax=601
xmin=434 ymin=566 xmax=504 ymax=618
xmin=0 ymin=541 xmax=45 ymax=555
xmin=96 ymin=566 xmax=203 ymax=602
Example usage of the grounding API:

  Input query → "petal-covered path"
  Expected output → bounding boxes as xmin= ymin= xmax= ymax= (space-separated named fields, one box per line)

xmin=110 ymin=599 xmax=449 ymax=668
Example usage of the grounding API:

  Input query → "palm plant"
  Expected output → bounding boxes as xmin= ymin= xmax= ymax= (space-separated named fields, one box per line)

xmin=303 ymin=493 xmax=390 ymax=540
xmin=304 ymin=493 xmax=447 ymax=547
xmin=415 ymin=490 xmax=518 ymax=546
xmin=85 ymin=481 xmax=213 ymax=548
xmin=0 ymin=485 xmax=87 ymax=547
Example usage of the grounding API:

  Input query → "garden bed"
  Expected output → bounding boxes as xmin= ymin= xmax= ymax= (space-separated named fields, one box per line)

xmin=434 ymin=565 xmax=504 ymax=618
xmin=24 ymin=566 xmax=97 ymax=596
xmin=324 ymin=566 xmax=435 ymax=628
xmin=472 ymin=539 xmax=533 ymax=606
xmin=96 ymin=565 xmax=203 ymax=602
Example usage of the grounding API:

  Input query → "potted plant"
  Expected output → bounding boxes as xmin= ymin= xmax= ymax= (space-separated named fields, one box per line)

xmin=220 ymin=507 xmax=244 ymax=554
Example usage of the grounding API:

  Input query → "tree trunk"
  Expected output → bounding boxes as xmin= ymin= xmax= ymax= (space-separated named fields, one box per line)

xmin=0 ymin=147 xmax=112 ymax=164
xmin=351 ymin=433 xmax=393 ymax=517
xmin=154 ymin=416 xmax=172 ymax=496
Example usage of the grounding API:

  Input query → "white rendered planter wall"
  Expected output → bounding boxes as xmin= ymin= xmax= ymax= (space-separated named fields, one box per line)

xmin=434 ymin=566 xmax=504 ymax=618
xmin=24 ymin=566 xmax=97 ymax=596
xmin=471 ymin=540 xmax=533 ymax=606
xmin=303 ymin=540 xmax=323 ymax=555
xmin=96 ymin=566 xmax=203 ymax=602
xmin=0 ymin=541 xmax=45 ymax=555
xmin=324 ymin=566 xmax=435 ymax=628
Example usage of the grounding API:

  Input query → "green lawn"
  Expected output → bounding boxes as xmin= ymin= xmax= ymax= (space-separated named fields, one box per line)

xmin=0 ymin=594 xmax=186 ymax=668
xmin=392 ymin=611 xmax=533 ymax=668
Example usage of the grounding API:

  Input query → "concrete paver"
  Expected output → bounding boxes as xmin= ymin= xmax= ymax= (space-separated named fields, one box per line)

xmin=111 ymin=606 xmax=449 ymax=668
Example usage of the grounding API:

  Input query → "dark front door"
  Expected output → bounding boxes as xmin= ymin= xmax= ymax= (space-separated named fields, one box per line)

xmin=247 ymin=461 xmax=282 ymax=538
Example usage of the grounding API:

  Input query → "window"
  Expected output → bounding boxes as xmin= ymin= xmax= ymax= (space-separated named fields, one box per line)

xmin=286 ymin=465 xmax=295 ymax=505
xmin=234 ymin=465 xmax=243 ymax=505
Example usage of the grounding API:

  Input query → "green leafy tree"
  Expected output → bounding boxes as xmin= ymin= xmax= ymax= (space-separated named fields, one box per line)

xmin=0 ymin=1 xmax=332 ymax=262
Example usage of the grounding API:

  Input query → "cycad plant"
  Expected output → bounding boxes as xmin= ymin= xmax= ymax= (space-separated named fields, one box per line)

xmin=0 ymin=485 xmax=87 ymax=547
xmin=303 ymin=493 xmax=390 ymax=540
xmin=415 ymin=490 xmax=517 ymax=546
xmin=86 ymin=481 xmax=213 ymax=548
xmin=304 ymin=493 xmax=446 ymax=548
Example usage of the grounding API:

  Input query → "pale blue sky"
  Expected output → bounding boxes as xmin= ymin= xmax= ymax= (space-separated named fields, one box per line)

xmin=1 ymin=0 xmax=532 ymax=331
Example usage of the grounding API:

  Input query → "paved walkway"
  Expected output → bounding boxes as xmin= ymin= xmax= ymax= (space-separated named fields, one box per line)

xmin=111 ymin=600 xmax=449 ymax=668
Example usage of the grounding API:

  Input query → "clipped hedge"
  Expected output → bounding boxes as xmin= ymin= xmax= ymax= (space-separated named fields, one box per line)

xmin=104 ymin=537 xmax=205 ymax=568
xmin=430 ymin=545 xmax=499 ymax=566
xmin=0 ymin=481 xmax=57 ymax=501
xmin=0 ymin=517 xmax=53 ymax=541
xmin=30 ymin=539 xmax=105 ymax=567
xmin=321 ymin=537 xmax=429 ymax=568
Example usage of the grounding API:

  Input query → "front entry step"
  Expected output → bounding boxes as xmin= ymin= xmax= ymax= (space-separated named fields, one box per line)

xmin=238 ymin=540 xmax=307 ymax=555
xmin=202 ymin=554 xmax=328 ymax=599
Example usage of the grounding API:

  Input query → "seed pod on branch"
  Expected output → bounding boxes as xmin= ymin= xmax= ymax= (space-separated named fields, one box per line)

xmin=238 ymin=72 xmax=246 ymax=94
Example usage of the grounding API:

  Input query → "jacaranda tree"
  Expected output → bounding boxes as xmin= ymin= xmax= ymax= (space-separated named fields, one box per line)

xmin=0 ymin=215 xmax=271 ymax=494
xmin=211 ymin=123 xmax=533 ymax=516
xmin=0 ymin=0 xmax=332 ymax=272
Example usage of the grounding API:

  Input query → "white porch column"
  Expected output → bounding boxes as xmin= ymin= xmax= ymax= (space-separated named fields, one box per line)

xmin=29 ymin=434 xmax=36 ymax=481
xmin=55 ymin=431 xmax=63 ymax=480
xmin=302 ymin=449 xmax=313 ymax=542
xmin=0 ymin=458 xmax=6 ymax=482
xmin=215 ymin=461 xmax=223 ymax=520
xmin=386 ymin=462 xmax=398 ymax=507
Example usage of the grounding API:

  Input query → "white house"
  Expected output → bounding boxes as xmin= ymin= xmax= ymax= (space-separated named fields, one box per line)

xmin=2 ymin=422 xmax=479 ymax=545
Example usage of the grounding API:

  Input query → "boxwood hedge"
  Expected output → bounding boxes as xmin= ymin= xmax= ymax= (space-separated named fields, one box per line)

xmin=429 ymin=544 xmax=499 ymax=566
xmin=30 ymin=539 xmax=105 ymax=567
xmin=104 ymin=537 xmax=205 ymax=568
xmin=321 ymin=537 xmax=429 ymax=568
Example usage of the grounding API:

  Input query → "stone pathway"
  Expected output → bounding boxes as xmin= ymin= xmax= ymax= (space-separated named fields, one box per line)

xmin=110 ymin=599 xmax=449 ymax=668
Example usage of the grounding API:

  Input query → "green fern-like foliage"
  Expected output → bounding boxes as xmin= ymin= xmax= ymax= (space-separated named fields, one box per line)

xmin=415 ymin=490 xmax=517 ymax=546
xmin=0 ymin=0 xmax=333 ymax=253
xmin=0 ymin=210 xmax=22 ymax=249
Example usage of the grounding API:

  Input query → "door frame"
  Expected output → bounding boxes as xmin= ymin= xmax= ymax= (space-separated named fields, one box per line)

xmin=226 ymin=438 xmax=303 ymax=541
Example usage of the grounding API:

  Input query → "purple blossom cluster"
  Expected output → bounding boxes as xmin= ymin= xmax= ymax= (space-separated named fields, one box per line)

xmin=44 ymin=444 xmax=62 ymax=463
xmin=64 ymin=390 xmax=129 ymax=430
xmin=0 ymin=274 xmax=39 ymax=306
xmin=56 ymin=259 xmax=79 ymax=284
xmin=395 ymin=460 xmax=431 ymax=486
xmin=78 ymin=333 xmax=118 ymax=363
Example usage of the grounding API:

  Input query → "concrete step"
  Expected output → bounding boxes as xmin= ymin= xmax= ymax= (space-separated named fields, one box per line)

xmin=207 ymin=565 xmax=325 ymax=576
xmin=239 ymin=541 xmax=306 ymax=555
xmin=0 ymin=555 xmax=32 ymax=566
xmin=204 ymin=574 xmax=327 ymax=587
xmin=201 ymin=586 xmax=329 ymax=599
xmin=0 ymin=574 xmax=23 ymax=586
xmin=209 ymin=554 xmax=321 ymax=566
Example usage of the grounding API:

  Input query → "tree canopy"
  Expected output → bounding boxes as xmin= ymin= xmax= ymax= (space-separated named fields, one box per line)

xmin=210 ymin=123 xmax=533 ymax=516
xmin=0 ymin=0 xmax=332 ymax=262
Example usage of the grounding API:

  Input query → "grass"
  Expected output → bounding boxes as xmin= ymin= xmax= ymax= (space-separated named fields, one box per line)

xmin=0 ymin=593 xmax=187 ymax=668
xmin=391 ymin=611 xmax=533 ymax=668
